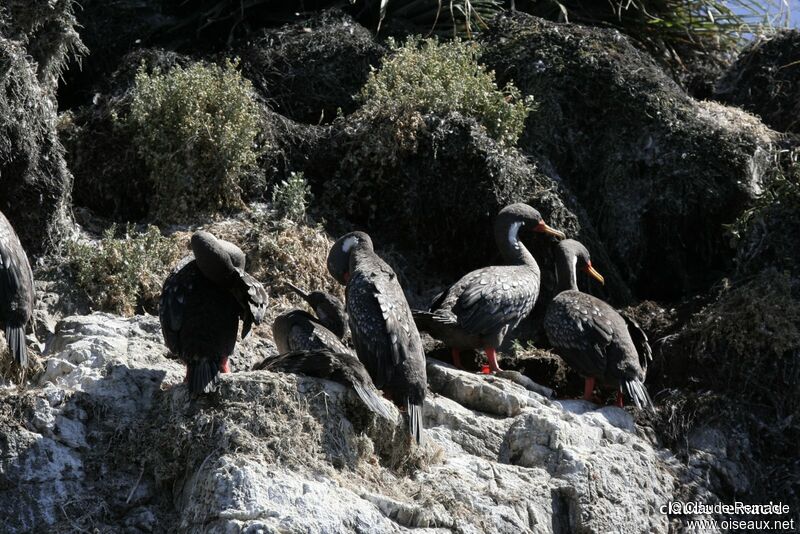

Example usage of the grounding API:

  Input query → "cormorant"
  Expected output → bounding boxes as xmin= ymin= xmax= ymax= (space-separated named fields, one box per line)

xmin=413 ymin=203 xmax=565 ymax=372
xmin=544 ymin=239 xmax=653 ymax=410
xmin=160 ymin=232 xmax=268 ymax=393
xmin=0 ymin=210 xmax=34 ymax=369
xmin=327 ymin=231 xmax=427 ymax=444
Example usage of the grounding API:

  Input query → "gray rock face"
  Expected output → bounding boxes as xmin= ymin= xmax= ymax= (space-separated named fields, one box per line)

xmin=1 ymin=313 xmax=686 ymax=532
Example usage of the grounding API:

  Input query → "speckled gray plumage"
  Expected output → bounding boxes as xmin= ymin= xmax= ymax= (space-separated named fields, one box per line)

xmin=0 ymin=210 xmax=34 ymax=368
xmin=545 ymin=240 xmax=653 ymax=410
xmin=328 ymin=231 xmax=427 ymax=443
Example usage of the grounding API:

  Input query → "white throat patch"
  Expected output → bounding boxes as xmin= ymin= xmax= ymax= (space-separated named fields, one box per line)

xmin=508 ymin=221 xmax=523 ymax=249
xmin=341 ymin=235 xmax=359 ymax=253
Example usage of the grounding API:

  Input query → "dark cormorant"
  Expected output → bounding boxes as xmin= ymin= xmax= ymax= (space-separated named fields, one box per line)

xmin=160 ymin=232 xmax=268 ymax=393
xmin=266 ymin=284 xmax=391 ymax=418
xmin=0 ymin=211 xmax=34 ymax=369
xmin=285 ymin=282 xmax=348 ymax=340
xmin=413 ymin=203 xmax=565 ymax=372
xmin=327 ymin=231 xmax=427 ymax=444
xmin=271 ymin=284 xmax=350 ymax=357
xmin=544 ymin=239 xmax=653 ymax=410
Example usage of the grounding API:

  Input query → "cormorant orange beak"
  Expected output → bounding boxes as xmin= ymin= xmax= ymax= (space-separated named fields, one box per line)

xmin=533 ymin=221 xmax=566 ymax=240
xmin=583 ymin=262 xmax=605 ymax=285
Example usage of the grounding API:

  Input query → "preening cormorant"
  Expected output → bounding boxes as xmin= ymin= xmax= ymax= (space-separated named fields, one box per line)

xmin=160 ymin=232 xmax=268 ymax=393
xmin=327 ymin=231 xmax=427 ymax=444
xmin=272 ymin=284 xmax=349 ymax=355
xmin=0 ymin=210 xmax=34 ymax=369
xmin=266 ymin=284 xmax=391 ymax=419
xmin=544 ymin=239 xmax=653 ymax=410
xmin=413 ymin=203 xmax=565 ymax=372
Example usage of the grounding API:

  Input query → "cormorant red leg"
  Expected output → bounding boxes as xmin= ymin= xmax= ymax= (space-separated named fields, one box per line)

xmin=583 ymin=377 xmax=595 ymax=401
xmin=485 ymin=348 xmax=502 ymax=373
xmin=451 ymin=348 xmax=463 ymax=369
xmin=615 ymin=390 xmax=624 ymax=408
xmin=220 ymin=356 xmax=230 ymax=374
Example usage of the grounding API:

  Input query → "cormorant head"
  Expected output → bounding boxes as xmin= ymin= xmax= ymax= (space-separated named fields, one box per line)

xmin=557 ymin=239 xmax=605 ymax=285
xmin=327 ymin=231 xmax=373 ymax=285
xmin=287 ymin=283 xmax=349 ymax=339
xmin=495 ymin=203 xmax=566 ymax=244
xmin=191 ymin=230 xmax=246 ymax=273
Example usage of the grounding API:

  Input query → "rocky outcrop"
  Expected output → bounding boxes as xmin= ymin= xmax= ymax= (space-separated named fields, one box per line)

xmin=1 ymin=313 xmax=687 ymax=532
xmin=239 ymin=11 xmax=385 ymax=124
xmin=715 ymin=30 xmax=800 ymax=135
xmin=0 ymin=7 xmax=78 ymax=255
xmin=482 ymin=13 xmax=779 ymax=300
xmin=311 ymin=111 xmax=631 ymax=303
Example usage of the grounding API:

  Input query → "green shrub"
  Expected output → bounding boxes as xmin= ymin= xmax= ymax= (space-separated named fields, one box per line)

xmin=271 ymin=172 xmax=311 ymax=222
xmin=359 ymin=37 xmax=532 ymax=147
xmin=67 ymin=225 xmax=182 ymax=316
xmin=128 ymin=59 xmax=261 ymax=222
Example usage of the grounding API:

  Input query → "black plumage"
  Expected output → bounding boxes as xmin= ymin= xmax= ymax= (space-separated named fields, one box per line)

xmin=413 ymin=203 xmax=565 ymax=372
xmin=272 ymin=283 xmax=350 ymax=357
xmin=191 ymin=231 xmax=268 ymax=338
xmin=0 ymin=210 xmax=34 ymax=369
xmin=254 ymin=349 xmax=393 ymax=421
xmin=544 ymin=239 xmax=654 ymax=410
xmin=268 ymin=285 xmax=392 ymax=418
xmin=286 ymin=282 xmax=348 ymax=340
xmin=159 ymin=232 xmax=268 ymax=394
xmin=327 ymin=231 xmax=427 ymax=444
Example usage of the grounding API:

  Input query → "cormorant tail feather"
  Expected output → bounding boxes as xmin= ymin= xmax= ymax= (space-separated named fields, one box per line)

xmin=407 ymin=399 xmax=425 ymax=446
xmin=189 ymin=359 xmax=219 ymax=394
xmin=623 ymin=379 xmax=654 ymax=413
xmin=6 ymin=324 xmax=27 ymax=368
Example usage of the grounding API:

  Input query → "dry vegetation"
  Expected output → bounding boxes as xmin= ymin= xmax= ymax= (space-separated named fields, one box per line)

xmin=66 ymin=225 xmax=184 ymax=316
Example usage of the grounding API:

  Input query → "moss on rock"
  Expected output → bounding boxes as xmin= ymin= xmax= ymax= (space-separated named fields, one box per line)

xmin=239 ymin=11 xmax=384 ymax=124
xmin=715 ymin=30 xmax=800 ymax=135
xmin=0 ymin=33 xmax=74 ymax=255
xmin=481 ymin=13 xmax=779 ymax=300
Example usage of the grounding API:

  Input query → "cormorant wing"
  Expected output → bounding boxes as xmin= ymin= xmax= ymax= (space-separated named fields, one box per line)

xmin=347 ymin=265 xmax=415 ymax=388
xmin=452 ymin=267 xmax=537 ymax=337
xmin=548 ymin=295 xmax=616 ymax=372
xmin=254 ymin=349 xmax=394 ymax=420
xmin=159 ymin=257 xmax=199 ymax=355
xmin=620 ymin=311 xmax=652 ymax=373
xmin=0 ymin=217 xmax=34 ymax=318
xmin=232 ymin=268 xmax=268 ymax=338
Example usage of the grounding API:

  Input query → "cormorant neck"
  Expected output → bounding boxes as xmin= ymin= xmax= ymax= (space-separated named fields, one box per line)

xmin=496 ymin=220 xmax=536 ymax=266
xmin=555 ymin=251 xmax=578 ymax=292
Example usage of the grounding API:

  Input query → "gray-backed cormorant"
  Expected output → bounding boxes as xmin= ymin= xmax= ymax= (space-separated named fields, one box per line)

xmin=327 ymin=231 xmax=427 ymax=444
xmin=0 ymin=210 xmax=34 ymax=369
xmin=544 ymin=239 xmax=653 ymax=410
xmin=413 ymin=203 xmax=565 ymax=372
xmin=160 ymin=231 xmax=268 ymax=393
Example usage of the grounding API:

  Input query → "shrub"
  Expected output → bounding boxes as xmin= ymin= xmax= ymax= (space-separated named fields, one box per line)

xmin=359 ymin=37 xmax=532 ymax=147
xmin=128 ymin=59 xmax=261 ymax=222
xmin=271 ymin=172 xmax=311 ymax=222
xmin=67 ymin=225 xmax=183 ymax=316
